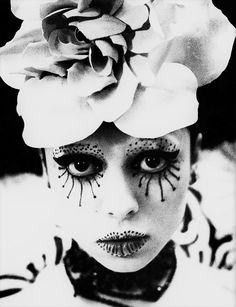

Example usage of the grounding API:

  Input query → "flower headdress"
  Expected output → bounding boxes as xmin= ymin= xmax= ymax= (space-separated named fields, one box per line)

xmin=0 ymin=0 xmax=235 ymax=147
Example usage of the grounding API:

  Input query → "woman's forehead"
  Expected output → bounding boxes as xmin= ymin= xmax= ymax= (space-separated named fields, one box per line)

xmin=54 ymin=124 xmax=189 ymax=154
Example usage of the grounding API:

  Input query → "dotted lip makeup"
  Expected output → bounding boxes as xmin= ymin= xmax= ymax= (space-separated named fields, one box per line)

xmin=96 ymin=231 xmax=149 ymax=258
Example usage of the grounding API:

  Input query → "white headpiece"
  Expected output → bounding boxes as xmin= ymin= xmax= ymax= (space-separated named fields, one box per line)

xmin=0 ymin=0 xmax=235 ymax=147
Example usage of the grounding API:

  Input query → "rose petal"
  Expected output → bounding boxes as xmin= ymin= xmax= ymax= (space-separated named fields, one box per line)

xmin=71 ymin=15 xmax=126 ymax=40
xmin=105 ymin=0 xmax=124 ymax=15
xmin=115 ymin=63 xmax=198 ymax=138
xmin=129 ymin=54 xmax=156 ymax=86
xmin=88 ymin=61 xmax=138 ymax=122
xmin=77 ymin=0 xmax=93 ymax=12
xmin=22 ymin=41 xmax=54 ymax=65
xmin=23 ymin=41 xmax=67 ymax=76
xmin=129 ymin=26 xmax=164 ymax=53
xmin=110 ymin=34 xmax=127 ymax=50
xmin=40 ymin=0 xmax=77 ymax=19
xmin=147 ymin=39 xmax=173 ymax=76
xmin=11 ymin=0 xmax=50 ymax=20
xmin=115 ymin=3 xmax=149 ymax=30
xmin=90 ymin=0 xmax=124 ymax=15
xmin=63 ymin=7 xmax=101 ymax=18
xmin=0 ymin=73 xmax=26 ymax=90
xmin=0 ymin=20 xmax=43 ymax=54
xmin=17 ymin=76 xmax=102 ymax=147
xmin=48 ymin=29 xmax=90 ymax=60
xmin=148 ymin=2 xmax=165 ymax=38
xmin=42 ymin=8 xmax=71 ymax=41
xmin=95 ymin=39 xmax=119 ymax=62
xmin=151 ymin=0 xmax=236 ymax=85
xmin=55 ymin=27 xmax=79 ymax=44
xmin=125 ymin=0 xmax=151 ymax=5
xmin=89 ymin=46 xmax=113 ymax=76
xmin=130 ymin=38 xmax=174 ymax=81
xmin=68 ymin=62 xmax=117 ymax=96
xmin=0 ymin=22 xmax=44 ymax=88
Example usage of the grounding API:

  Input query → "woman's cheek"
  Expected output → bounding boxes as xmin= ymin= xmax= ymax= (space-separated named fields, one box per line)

xmin=146 ymin=157 xmax=190 ymax=227
xmin=161 ymin=159 xmax=190 ymax=230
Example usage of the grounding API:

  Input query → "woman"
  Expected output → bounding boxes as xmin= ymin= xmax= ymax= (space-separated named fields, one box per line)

xmin=0 ymin=0 xmax=235 ymax=306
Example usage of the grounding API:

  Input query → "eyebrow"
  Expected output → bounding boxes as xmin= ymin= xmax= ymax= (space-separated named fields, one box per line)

xmin=125 ymin=137 xmax=180 ymax=157
xmin=53 ymin=143 xmax=104 ymax=158
xmin=136 ymin=135 xmax=180 ymax=144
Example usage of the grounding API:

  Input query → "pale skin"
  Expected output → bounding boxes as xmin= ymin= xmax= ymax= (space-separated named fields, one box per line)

xmin=44 ymin=124 xmax=192 ymax=273
xmin=1 ymin=125 xmax=193 ymax=307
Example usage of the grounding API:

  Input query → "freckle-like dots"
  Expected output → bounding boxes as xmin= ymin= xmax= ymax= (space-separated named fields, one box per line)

xmin=126 ymin=141 xmax=155 ymax=156
xmin=126 ymin=138 xmax=178 ymax=156
xmin=53 ymin=143 xmax=104 ymax=158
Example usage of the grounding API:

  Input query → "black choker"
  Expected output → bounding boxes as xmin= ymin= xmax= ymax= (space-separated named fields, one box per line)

xmin=63 ymin=240 xmax=176 ymax=307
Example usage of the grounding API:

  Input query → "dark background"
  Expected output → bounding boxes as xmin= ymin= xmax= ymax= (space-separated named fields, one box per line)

xmin=0 ymin=0 xmax=235 ymax=177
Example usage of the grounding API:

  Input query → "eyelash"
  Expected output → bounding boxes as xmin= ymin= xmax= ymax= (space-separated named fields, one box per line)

xmin=56 ymin=156 xmax=104 ymax=206
xmin=131 ymin=150 xmax=180 ymax=202
xmin=55 ymin=150 xmax=180 ymax=205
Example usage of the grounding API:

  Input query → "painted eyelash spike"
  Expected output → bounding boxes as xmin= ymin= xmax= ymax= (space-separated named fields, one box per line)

xmin=58 ymin=166 xmax=83 ymax=204
xmin=163 ymin=172 xmax=176 ymax=191
xmin=135 ymin=152 xmax=181 ymax=202
xmin=57 ymin=167 xmax=103 ymax=206
xmin=87 ymin=179 xmax=97 ymax=199
xmin=62 ymin=172 xmax=70 ymax=188
xmin=67 ymin=176 xmax=75 ymax=199
xmin=58 ymin=169 xmax=67 ymax=178
xmin=139 ymin=175 xmax=145 ymax=188
xmin=83 ymin=173 xmax=103 ymax=202
xmin=79 ymin=179 xmax=83 ymax=207
xmin=94 ymin=178 xmax=100 ymax=188
xmin=158 ymin=175 xmax=165 ymax=202
xmin=93 ymin=173 xmax=103 ymax=188
xmin=169 ymin=161 xmax=180 ymax=172
xmin=160 ymin=161 xmax=181 ymax=200
xmin=167 ymin=169 xmax=180 ymax=181
xmin=145 ymin=175 xmax=153 ymax=197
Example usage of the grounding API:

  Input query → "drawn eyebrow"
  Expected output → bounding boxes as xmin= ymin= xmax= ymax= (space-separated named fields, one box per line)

xmin=53 ymin=143 xmax=104 ymax=159
xmin=125 ymin=137 xmax=180 ymax=156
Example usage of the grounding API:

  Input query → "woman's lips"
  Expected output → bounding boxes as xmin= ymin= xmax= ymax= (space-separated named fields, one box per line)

xmin=96 ymin=231 xmax=149 ymax=257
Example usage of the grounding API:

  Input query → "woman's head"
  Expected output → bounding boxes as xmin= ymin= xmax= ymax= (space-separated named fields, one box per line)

xmin=44 ymin=123 xmax=191 ymax=272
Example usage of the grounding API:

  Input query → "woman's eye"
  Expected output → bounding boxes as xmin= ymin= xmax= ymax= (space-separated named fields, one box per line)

xmin=139 ymin=155 xmax=167 ymax=173
xmin=132 ymin=150 xmax=179 ymax=174
xmin=68 ymin=156 xmax=101 ymax=177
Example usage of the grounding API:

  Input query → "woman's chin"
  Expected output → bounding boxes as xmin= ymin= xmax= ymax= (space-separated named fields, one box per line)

xmin=92 ymin=249 xmax=157 ymax=273
xmin=95 ymin=257 xmax=147 ymax=273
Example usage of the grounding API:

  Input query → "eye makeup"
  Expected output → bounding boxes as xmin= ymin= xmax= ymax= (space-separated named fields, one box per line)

xmin=53 ymin=144 xmax=105 ymax=206
xmin=126 ymin=137 xmax=180 ymax=156
xmin=126 ymin=137 xmax=181 ymax=202
xmin=52 ymin=137 xmax=181 ymax=206
xmin=53 ymin=143 xmax=104 ymax=159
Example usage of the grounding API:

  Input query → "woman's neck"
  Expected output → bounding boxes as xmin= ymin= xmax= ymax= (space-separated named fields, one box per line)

xmin=63 ymin=240 xmax=176 ymax=306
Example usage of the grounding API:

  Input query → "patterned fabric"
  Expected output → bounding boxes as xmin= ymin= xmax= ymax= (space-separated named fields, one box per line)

xmin=174 ymin=187 xmax=235 ymax=269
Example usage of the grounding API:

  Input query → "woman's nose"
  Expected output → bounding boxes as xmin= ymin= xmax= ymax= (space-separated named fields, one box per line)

xmin=100 ymin=169 xmax=139 ymax=221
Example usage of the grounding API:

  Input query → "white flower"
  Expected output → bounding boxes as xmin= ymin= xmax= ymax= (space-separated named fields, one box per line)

xmin=0 ymin=0 xmax=235 ymax=147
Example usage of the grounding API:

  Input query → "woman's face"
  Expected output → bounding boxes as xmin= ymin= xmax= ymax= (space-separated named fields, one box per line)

xmin=45 ymin=125 xmax=191 ymax=272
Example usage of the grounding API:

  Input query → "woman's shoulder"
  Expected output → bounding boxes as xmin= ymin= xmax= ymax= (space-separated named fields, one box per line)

xmin=0 ymin=263 xmax=100 ymax=307
xmin=158 ymin=248 xmax=235 ymax=307
xmin=1 ymin=252 xmax=234 ymax=307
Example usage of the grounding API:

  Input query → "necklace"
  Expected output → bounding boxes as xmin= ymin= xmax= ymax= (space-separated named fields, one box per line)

xmin=63 ymin=240 xmax=176 ymax=307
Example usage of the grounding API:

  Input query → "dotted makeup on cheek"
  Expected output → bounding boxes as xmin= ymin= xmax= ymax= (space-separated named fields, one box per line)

xmin=127 ymin=139 xmax=181 ymax=202
xmin=53 ymin=144 xmax=105 ymax=206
